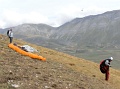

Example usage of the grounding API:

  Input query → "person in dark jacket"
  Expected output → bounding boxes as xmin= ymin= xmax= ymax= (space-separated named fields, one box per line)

xmin=100 ymin=57 xmax=113 ymax=81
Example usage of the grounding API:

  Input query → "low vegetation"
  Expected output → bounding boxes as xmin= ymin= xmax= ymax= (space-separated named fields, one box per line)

xmin=0 ymin=34 xmax=120 ymax=89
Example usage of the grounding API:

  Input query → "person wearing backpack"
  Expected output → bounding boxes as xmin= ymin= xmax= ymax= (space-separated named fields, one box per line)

xmin=7 ymin=29 xmax=13 ymax=43
xmin=100 ymin=57 xmax=113 ymax=81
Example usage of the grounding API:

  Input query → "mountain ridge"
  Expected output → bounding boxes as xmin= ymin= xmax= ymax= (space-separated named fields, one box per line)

xmin=50 ymin=9 xmax=120 ymax=47
xmin=1 ymin=9 xmax=120 ymax=69
xmin=1 ymin=10 xmax=120 ymax=48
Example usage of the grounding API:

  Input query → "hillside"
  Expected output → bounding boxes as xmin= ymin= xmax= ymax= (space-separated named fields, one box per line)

xmin=1 ymin=10 xmax=120 ymax=48
xmin=50 ymin=10 xmax=120 ymax=48
xmin=1 ymin=10 xmax=120 ymax=70
xmin=0 ymin=34 xmax=120 ymax=89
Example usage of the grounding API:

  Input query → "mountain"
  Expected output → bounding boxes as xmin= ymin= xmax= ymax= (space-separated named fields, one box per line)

xmin=1 ymin=10 xmax=120 ymax=69
xmin=1 ymin=10 xmax=120 ymax=48
xmin=0 ymin=28 xmax=4 ymax=33
xmin=2 ymin=9 xmax=120 ymax=49
xmin=0 ymin=34 xmax=120 ymax=89
xmin=1 ymin=23 xmax=59 ymax=48
xmin=2 ymin=23 xmax=55 ymax=38
xmin=50 ymin=10 xmax=120 ymax=48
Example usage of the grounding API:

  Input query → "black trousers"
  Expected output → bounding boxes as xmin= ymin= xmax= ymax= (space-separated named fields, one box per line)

xmin=10 ymin=37 xmax=13 ymax=43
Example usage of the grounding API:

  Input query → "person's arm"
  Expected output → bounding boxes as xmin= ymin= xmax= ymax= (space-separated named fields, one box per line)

xmin=105 ymin=60 xmax=110 ymax=66
xmin=10 ymin=32 xmax=13 ymax=37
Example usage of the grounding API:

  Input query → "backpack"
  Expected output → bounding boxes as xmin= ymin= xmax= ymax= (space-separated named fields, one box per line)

xmin=100 ymin=60 xmax=109 ymax=73
xmin=7 ymin=30 xmax=9 ymax=36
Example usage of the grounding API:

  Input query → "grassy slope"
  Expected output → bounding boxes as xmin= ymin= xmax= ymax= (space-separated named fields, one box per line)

xmin=0 ymin=34 xmax=120 ymax=89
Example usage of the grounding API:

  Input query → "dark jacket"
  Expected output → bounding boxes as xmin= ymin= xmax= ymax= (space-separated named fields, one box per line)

xmin=100 ymin=59 xmax=111 ymax=73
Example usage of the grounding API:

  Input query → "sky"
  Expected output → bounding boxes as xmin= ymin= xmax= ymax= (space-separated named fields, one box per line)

xmin=0 ymin=0 xmax=120 ymax=28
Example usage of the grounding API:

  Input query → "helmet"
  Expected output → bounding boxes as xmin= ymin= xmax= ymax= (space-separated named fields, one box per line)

xmin=109 ymin=57 xmax=113 ymax=61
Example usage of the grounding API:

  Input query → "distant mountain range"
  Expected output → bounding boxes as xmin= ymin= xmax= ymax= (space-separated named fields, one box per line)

xmin=1 ymin=10 xmax=120 ymax=50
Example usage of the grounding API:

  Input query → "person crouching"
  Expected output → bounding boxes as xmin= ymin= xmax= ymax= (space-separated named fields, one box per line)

xmin=100 ymin=57 xmax=113 ymax=81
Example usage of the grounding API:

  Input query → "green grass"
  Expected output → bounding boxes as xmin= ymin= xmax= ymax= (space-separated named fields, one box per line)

xmin=64 ymin=48 xmax=120 ymax=70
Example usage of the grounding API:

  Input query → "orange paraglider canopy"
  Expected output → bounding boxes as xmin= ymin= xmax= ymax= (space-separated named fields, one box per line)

xmin=8 ymin=43 xmax=46 ymax=61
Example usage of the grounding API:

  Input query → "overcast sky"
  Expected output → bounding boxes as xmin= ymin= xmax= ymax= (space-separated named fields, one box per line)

xmin=0 ymin=0 xmax=120 ymax=28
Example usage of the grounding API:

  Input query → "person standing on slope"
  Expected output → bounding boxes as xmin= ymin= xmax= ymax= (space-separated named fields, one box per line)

xmin=7 ymin=29 xmax=13 ymax=43
xmin=100 ymin=57 xmax=113 ymax=81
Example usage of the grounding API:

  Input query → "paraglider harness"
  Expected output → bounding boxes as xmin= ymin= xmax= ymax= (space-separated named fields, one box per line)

xmin=100 ymin=59 xmax=110 ymax=74
xmin=7 ymin=30 xmax=10 ymax=38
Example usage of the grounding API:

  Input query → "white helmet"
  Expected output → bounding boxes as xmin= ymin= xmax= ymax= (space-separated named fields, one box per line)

xmin=109 ymin=57 xmax=113 ymax=61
